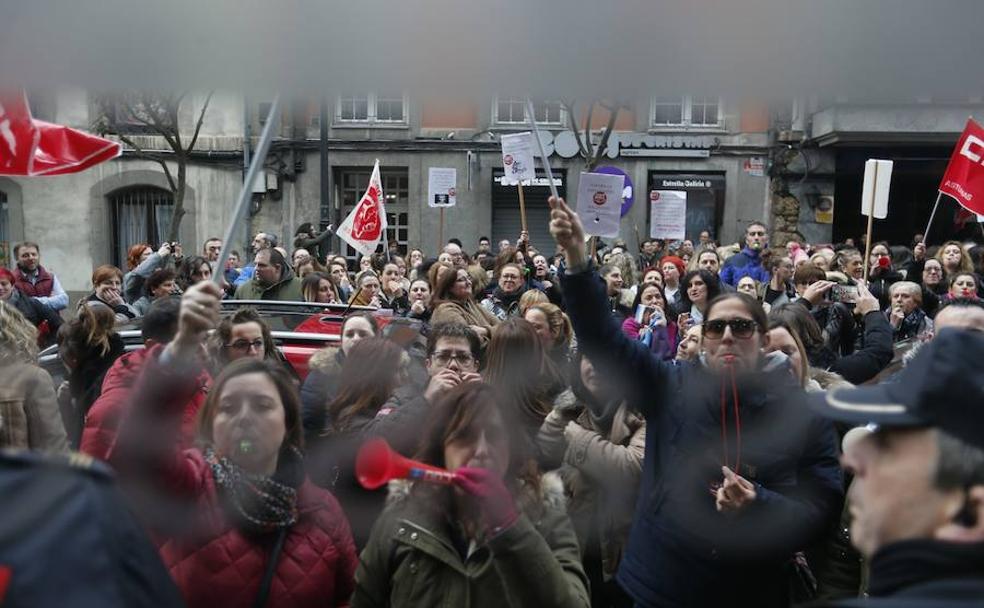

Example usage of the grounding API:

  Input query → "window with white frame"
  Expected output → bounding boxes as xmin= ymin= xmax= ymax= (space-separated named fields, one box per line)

xmin=494 ymin=98 xmax=564 ymax=126
xmin=335 ymin=94 xmax=407 ymax=125
xmin=650 ymin=96 xmax=723 ymax=129
xmin=338 ymin=168 xmax=409 ymax=261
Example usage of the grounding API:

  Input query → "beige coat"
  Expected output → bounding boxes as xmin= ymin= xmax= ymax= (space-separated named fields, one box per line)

xmin=0 ymin=362 xmax=69 ymax=452
xmin=537 ymin=389 xmax=646 ymax=579
xmin=430 ymin=300 xmax=499 ymax=346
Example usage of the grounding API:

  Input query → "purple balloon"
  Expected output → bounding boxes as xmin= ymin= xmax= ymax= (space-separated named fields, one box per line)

xmin=595 ymin=166 xmax=634 ymax=217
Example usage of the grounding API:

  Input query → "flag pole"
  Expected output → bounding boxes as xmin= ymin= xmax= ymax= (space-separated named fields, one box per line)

xmin=921 ymin=191 xmax=944 ymax=246
xmin=517 ymin=182 xmax=528 ymax=233
xmin=213 ymin=96 xmax=282 ymax=286
xmin=525 ymin=99 xmax=560 ymax=201
xmin=862 ymin=162 xmax=879 ymax=283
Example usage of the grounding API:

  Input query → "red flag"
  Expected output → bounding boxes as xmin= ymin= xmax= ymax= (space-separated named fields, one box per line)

xmin=939 ymin=118 xmax=984 ymax=214
xmin=337 ymin=159 xmax=387 ymax=256
xmin=0 ymin=91 xmax=121 ymax=177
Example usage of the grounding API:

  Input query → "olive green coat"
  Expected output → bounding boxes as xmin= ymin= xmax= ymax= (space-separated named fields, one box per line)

xmin=352 ymin=479 xmax=590 ymax=608
xmin=233 ymin=266 xmax=304 ymax=301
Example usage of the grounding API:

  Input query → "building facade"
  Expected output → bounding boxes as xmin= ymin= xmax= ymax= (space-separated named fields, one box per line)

xmin=1 ymin=89 xmax=976 ymax=300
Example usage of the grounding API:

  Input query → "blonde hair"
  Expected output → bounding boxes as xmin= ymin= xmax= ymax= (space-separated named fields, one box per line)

xmin=526 ymin=303 xmax=573 ymax=350
xmin=0 ymin=301 xmax=39 ymax=363
xmin=518 ymin=289 xmax=549 ymax=315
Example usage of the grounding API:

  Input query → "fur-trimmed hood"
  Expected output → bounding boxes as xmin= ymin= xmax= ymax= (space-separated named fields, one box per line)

xmin=307 ymin=346 xmax=344 ymax=375
xmin=385 ymin=470 xmax=566 ymax=513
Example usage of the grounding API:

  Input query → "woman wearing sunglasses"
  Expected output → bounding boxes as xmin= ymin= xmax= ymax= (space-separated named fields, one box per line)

xmin=548 ymin=196 xmax=842 ymax=608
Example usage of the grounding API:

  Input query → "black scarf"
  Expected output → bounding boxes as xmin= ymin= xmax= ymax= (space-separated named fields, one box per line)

xmin=493 ymin=285 xmax=524 ymax=308
xmin=204 ymin=445 xmax=302 ymax=534
xmin=867 ymin=539 xmax=984 ymax=597
xmin=895 ymin=307 xmax=928 ymax=341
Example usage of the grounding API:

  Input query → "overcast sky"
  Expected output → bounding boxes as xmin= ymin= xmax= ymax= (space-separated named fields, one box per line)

xmin=1 ymin=0 xmax=981 ymax=101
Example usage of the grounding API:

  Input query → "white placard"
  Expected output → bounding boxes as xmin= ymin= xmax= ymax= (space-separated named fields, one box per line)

xmin=861 ymin=159 xmax=893 ymax=219
xmin=427 ymin=167 xmax=457 ymax=208
xmin=576 ymin=172 xmax=625 ymax=238
xmin=650 ymin=190 xmax=687 ymax=240
xmin=500 ymin=132 xmax=536 ymax=185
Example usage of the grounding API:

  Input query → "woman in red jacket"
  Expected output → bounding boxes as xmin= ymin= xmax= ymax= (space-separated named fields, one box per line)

xmin=114 ymin=282 xmax=357 ymax=608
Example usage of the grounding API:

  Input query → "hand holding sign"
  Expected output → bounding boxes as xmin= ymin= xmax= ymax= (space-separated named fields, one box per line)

xmin=548 ymin=196 xmax=588 ymax=268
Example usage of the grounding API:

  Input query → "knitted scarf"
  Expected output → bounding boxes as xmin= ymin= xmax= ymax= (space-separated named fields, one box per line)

xmin=204 ymin=445 xmax=301 ymax=534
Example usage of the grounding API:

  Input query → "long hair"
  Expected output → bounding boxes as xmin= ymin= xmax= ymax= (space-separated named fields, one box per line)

xmin=526 ymin=302 xmax=573 ymax=353
xmin=764 ymin=313 xmax=810 ymax=388
xmin=196 ymin=358 xmax=304 ymax=451
xmin=768 ymin=303 xmax=822 ymax=352
xmin=937 ymin=240 xmax=975 ymax=275
xmin=126 ymin=244 xmax=151 ymax=271
xmin=58 ymin=302 xmax=117 ymax=360
xmin=426 ymin=261 xmax=453 ymax=290
xmin=679 ymin=269 xmax=723 ymax=313
xmin=0 ymin=301 xmax=39 ymax=363
xmin=326 ymin=338 xmax=405 ymax=432
xmin=177 ymin=256 xmax=210 ymax=291
xmin=483 ymin=318 xmax=561 ymax=429
xmin=432 ymin=266 xmax=472 ymax=306
xmin=412 ymin=382 xmax=541 ymax=515
xmin=301 ymin=271 xmax=339 ymax=304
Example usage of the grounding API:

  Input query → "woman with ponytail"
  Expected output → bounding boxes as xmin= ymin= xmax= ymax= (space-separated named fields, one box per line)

xmin=56 ymin=302 xmax=125 ymax=445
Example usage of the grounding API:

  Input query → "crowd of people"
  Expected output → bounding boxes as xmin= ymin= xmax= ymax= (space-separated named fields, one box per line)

xmin=3 ymin=206 xmax=984 ymax=607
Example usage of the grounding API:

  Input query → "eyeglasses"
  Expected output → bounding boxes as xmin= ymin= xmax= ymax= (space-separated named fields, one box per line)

xmin=703 ymin=318 xmax=758 ymax=339
xmin=226 ymin=339 xmax=265 ymax=351
xmin=431 ymin=351 xmax=475 ymax=366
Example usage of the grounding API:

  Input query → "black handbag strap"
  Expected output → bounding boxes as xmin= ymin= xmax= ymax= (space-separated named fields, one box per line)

xmin=253 ymin=526 xmax=290 ymax=608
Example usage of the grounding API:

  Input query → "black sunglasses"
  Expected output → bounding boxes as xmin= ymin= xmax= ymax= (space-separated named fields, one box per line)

xmin=703 ymin=318 xmax=758 ymax=339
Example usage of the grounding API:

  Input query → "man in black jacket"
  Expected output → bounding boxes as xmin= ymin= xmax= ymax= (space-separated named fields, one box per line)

xmin=811 ymin=329 xmax=984 ymax=607
xmin=0 ymin=451 xmax=183 ymax=607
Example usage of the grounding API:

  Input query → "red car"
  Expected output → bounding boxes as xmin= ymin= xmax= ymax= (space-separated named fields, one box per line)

xmin=40 ymin=301 xmax=401 ymax=382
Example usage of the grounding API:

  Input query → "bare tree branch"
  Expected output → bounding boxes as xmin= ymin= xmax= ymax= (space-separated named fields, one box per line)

xmin=117 ymin=133 xmax=178 ymax=193
xmin=563 ymin=100 xmax=589 ymax=158
xmin=583 ymin=101 xmax=596 ymax=159
xmin=591 ymin=103 xmax=621 ymax=170
xmin=187 ymin=91 xmax=213 ymax=152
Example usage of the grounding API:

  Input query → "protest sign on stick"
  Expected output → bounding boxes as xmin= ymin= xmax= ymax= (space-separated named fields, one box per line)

xmin=500 ymin=132 xmax=536 ymax=232
xmin=860 ymin=159 xmax=893 ymax=281
xmin=428 ymin=167 xmax=457 ymax=249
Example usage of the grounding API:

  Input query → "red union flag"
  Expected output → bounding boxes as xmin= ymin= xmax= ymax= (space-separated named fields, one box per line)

xmin=939 ymin=118 xmax=984 ymax=214
xmin=337 ymin=159 xmax=386 ymax=256
xmin=0 ymin=91 xmax=121 ymax=176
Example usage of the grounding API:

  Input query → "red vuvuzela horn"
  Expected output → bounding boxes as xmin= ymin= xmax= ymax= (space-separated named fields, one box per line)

xmin=355 ymin=438 xmax=455 ymax=490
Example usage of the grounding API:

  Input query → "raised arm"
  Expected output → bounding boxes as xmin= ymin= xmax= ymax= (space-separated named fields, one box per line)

xmin=111 ymin=282 xmax=222 ymax=496
xmin=549 ymin=196 xmax=670 ymax=411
